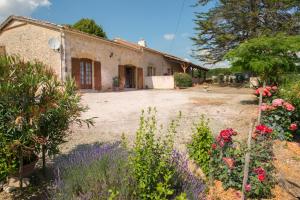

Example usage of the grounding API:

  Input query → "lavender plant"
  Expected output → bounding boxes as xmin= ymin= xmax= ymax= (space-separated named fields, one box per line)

xmin=53 ymin=142 xmax=137 ymax=200
xmin=171 ymin=150 xmax=206 ymax=200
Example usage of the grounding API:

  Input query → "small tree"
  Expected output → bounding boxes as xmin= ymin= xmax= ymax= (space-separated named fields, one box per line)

xmin=225 ymin=34 xmax=300 ymax=83
xmin=72 ymin=18 xmax=107 ymax=38
xmin=0 ymin=56 xmax=93 ymax=181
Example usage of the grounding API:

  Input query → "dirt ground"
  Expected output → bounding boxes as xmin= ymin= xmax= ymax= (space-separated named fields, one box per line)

xmin=62 ymin=85 xmax=258 ymax=153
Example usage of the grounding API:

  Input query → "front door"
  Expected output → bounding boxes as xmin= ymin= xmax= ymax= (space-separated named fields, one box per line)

xmin=79 ymin=59 xmax=92 ymax=89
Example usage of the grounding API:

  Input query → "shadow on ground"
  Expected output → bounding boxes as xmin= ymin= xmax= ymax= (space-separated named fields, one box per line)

xmin=1 ymin=142 xmax=106 ymax=200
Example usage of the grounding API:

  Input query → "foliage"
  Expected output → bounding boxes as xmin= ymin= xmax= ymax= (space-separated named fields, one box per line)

xmin=206 ymin=67 xmax=237 ymax=78
xmin=131 ymin=107 xmax=180 ymax=199
xmin=192 ymin=0 xmax=300 ymax=63
xmin=174 ymin=73 xmax=192 ymax=88
xmin=0 ymin=55 xmax=92 ymax=180
xmin=261 ymin=99 xmax=298 ymax=140
xmin=54 ymin=143 xmax=137 ymax=200
xmin=53 ymin=109 xmax=206 ymax=200
xmin=210 ymin=127 xmax=275 ymax=198
xmin=225 ymin=34 xmax=300 ymax=82
xmin=278 ymin=76 xmax=300 ymax=121
xmin=187 ymin=116 xmax=213 ymax=175
xmin=72 ymin=18 xmax=107 ymax=38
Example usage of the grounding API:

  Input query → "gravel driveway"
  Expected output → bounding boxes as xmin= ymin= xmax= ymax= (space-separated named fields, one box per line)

xmin=62 ymin=86 xmax=257 ymax=152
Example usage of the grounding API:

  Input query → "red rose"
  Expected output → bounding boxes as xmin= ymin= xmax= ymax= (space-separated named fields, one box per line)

xmin=258 ymin=173 xmax=266 ymax=182
xmin=245 ymin=184 xmax=251 ymax=192
xmin=212 ymin=143 xmax=217 ymax=150
xmin=289 ymin=123 xmax=298 ymax=131
xmin=222 ymin=157 xmax=235 ymax=169
xmin=256 ymin=124 xmax=272 ymax=134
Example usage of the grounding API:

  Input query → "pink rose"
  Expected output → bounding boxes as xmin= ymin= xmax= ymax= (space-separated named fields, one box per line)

xmin=245 ymin=184 xmax=251 ymax=192
xmin=271 ymin=86 xmax=278 ymax=91
xmin=272 ymin=99 xmax=284 ymax=107
xmin=283 ymin=102 xmax=295 ymax=112
xmin=289 ymin=123 xmax=298 ymax=131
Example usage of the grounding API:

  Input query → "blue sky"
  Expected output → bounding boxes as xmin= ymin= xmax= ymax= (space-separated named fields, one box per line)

xmin=0 ymin=0 xmax=218 ymax=66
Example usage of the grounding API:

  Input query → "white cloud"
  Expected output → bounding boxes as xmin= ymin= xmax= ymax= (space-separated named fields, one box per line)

xmin=0 ymin=0 xmax=51 ymax=22
xmin=163 ymin=33 xmax=175 ymax=41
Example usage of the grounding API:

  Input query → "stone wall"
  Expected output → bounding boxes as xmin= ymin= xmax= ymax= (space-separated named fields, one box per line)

xmin=64 ymin=31 xmax=174 ymax=90
xmin=0 ymin=21 xmax=62 ymax=78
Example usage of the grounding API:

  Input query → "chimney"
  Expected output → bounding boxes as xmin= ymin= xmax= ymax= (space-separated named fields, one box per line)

xmin=138 ymin=39 xmax=147 ymax=47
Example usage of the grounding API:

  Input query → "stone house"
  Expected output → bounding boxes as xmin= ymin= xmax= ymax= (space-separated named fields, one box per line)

xmin=0 ymin=16 xmax=208 ymax=91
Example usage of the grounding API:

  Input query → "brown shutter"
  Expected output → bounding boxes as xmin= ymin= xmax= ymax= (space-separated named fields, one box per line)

xmin=94 ymin=61 xmax=101 ymax=91
xmin=71 ymin=58 xmax=81 ymax=89
xmin=0 ymin=46 xmax=6 ymax=56
xmin=137 ymin=68 xmax=143 ymax=89
xmin=118 ymin=65 xmax=125 ymax=89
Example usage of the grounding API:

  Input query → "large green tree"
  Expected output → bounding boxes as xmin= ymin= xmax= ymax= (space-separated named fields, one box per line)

xmin=72 ymin=18 xmax=107 ymax=38
xmin=225 ymin=34 xmax=300 ymax=82
xmin=192 ymin=0 xmax=300 ymax=63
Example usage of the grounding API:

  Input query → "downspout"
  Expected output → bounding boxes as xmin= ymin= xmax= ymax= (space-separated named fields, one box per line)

xmin=60 ymin=29 xmax=66 ymax=82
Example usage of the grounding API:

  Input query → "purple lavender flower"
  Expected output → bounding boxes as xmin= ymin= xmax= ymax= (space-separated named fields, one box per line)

xmin=172 ymin=150 xmax=206 ymax=200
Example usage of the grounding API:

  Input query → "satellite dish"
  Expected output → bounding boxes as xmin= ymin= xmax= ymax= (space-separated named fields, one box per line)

xmin=48 ymin=37 xmax=61 ymax=51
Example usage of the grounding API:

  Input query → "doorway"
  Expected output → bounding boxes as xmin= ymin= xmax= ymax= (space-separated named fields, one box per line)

xmin=79 ymin=59 xmax=93 ymax=89
xmin=125 ymin=66 xmax=135 ymax=88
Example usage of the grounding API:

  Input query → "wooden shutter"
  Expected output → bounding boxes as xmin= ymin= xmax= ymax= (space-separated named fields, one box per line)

xmin=137 ymin=68 xmax=143 ymax=89
xmin=118 ymin=65 xmax=125 ymax=89
xmin=0 ymin=46 xmax=6 ymax=56
xmin=94 ymin=61 xmax=101 ymax=91
xmin=71 ymin=58 xmax=81 ymax=89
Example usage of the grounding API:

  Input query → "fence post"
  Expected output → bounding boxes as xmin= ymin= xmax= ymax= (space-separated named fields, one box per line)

xmin=257 ymin=82 xmax=266 ymax=124
xmin=241 ymin=121 xmax=255 ymax=200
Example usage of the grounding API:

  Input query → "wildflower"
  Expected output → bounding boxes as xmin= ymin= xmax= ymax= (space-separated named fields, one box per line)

xmin=289 ymin=123 xmax=298 ymax=131
xmin=245 ymin=184 xmax=251 ymax=192
xmin=272 ymin=99 xmax=284 ymax=107
xmin=283 ymin=102 xmax=295 ymax=112
xmin=222 ymin=157 xmax=235 ymax=169
xmin=256 ymin=124 xmax=273 ymax=134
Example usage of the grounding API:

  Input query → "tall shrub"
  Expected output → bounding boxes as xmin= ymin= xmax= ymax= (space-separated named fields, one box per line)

xmin=187 ymin=116 xmax=213 ymax=176
xmin=0 ymin=55 xmax=93 ymax=180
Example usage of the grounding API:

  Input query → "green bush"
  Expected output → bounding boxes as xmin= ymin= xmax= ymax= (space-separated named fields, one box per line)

xmin=279 ymin=77 xmax=300 ymax=121
xmin=174 ymin=73 xmax=192 ymax=88
xmin=187 ymin=116 xmax=213 ymax=176
xmin=131 ymin=107 xmax=181 ymax=199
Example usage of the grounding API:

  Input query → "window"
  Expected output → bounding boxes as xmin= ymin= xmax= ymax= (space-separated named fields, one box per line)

xmin=0 ymin=46 xmax=6 ymax=56
xmin=147 ymin=66 xmax=156 ymax=76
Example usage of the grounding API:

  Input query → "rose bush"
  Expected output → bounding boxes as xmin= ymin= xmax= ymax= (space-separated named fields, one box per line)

xmin=261 ymin=99 xmax=298 ymax=140
xmin=210 ymin=126 xmax=275 ymax=198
